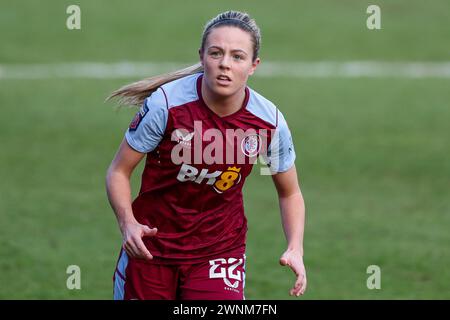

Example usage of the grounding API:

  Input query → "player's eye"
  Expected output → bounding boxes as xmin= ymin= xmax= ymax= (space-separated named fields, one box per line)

xmin=210 ymin=51 xmax=222 ymax=58
xmin=233 ymin=54 xmax=244 ymax=61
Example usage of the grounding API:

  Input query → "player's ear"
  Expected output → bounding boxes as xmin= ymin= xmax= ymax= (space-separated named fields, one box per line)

xmin=248 ymin=57 xmax=260 ymax=76
xmin=199 ymin=49 xmax=204 ymax=66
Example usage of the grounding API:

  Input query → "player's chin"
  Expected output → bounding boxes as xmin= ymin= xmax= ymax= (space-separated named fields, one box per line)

xmin=211 ymin=83 xmax=237 ymax=96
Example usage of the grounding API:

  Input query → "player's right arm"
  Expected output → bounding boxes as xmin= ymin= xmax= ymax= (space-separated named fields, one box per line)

xmin=106 ymin=88 xmax=168 ymax=260
xmin=105 ymin=138 xmax=157 ymax=260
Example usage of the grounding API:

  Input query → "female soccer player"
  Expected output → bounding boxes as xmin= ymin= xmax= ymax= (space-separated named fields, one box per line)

xmin=106 ymin=10 xmax=306 ymax=300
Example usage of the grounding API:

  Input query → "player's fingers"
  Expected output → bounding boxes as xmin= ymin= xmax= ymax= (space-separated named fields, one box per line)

xmin=123 ymin=241 xmax=139 ymax=259
xmin=290 ymin=279 xmax=301 ymax=297
xmin=279 ymin=256 xmax=289 ymax=266
xmin=295 ymin=276 xmax=307 ymax=296
xmin=294 ymin=273 xmax=306 ymax=296
xmin=127 ymin=239 xmax=145 ymax=260
xmin=299 ymin=277 xmax=307 ymax=295
xmin=288 ymin=270 xmax=304 ymax=297
xmin=142 ymin=226 xmax=158 ymax=237
xmin=133 ymin=236 xmax=153 ymax=260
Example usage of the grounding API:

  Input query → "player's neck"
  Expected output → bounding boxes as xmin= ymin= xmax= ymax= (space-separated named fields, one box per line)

xmin=201 ymin=83 xmax=246 ymax=118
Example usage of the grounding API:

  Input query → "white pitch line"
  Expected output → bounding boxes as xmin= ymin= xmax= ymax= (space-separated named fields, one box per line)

xmin=1 ymin=61 xmax=450 ymax=79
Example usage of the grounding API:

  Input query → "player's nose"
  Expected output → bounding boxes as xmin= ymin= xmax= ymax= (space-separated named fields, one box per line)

xmin=219 ymin=55 xmax=231 ymax=69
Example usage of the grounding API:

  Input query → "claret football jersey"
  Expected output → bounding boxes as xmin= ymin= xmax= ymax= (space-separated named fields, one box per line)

xmin=125 ymin=72 xmax=295 ymax=263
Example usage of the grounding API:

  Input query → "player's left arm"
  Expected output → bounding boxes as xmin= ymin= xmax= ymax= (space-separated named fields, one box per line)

xmin=272 ymin=165 xmax=307 ymax=296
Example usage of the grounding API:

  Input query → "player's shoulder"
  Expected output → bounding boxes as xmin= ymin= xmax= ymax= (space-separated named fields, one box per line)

xmin=158 ymin=72 xmax=201 ymax=109
xmin=246 ymin=86 xmax=280 ymax=127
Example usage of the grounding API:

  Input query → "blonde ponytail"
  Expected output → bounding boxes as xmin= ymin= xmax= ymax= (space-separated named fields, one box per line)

xmin=107 ymin=63 xmax=203 ymax=107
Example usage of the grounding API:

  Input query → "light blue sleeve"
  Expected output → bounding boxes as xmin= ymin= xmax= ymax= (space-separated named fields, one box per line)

xmin=125 ymin=88 xmax=168 ymax=153
xmin=266 ymin=110 xmax=296 ymax=173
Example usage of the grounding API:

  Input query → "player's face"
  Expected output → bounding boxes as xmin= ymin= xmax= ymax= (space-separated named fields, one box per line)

xmin=200 ymin=26 xmax=260 ymax=98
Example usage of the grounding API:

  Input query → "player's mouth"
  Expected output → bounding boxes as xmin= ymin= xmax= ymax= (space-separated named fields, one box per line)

xmin=216 ymin=74 xmax=232 ymax=85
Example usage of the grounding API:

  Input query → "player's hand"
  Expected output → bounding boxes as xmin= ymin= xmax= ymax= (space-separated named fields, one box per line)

xmin=120 ymin=220 xmax=157 ymax=261
xmin=279 ymin=249 xmax=307 ymax=297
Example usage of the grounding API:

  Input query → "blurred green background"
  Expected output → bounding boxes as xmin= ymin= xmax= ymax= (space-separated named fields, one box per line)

xmin=0 ymin=0 xmax=449 ymax=299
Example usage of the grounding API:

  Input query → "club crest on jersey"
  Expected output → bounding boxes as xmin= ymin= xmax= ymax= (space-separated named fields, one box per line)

xmin=129 ymin=103 xmax=149 ymax=131
xmin=173 ymin=129 xmax=195 ymax=149
xmin=241 ymin=134 xmax=261 ymax=157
